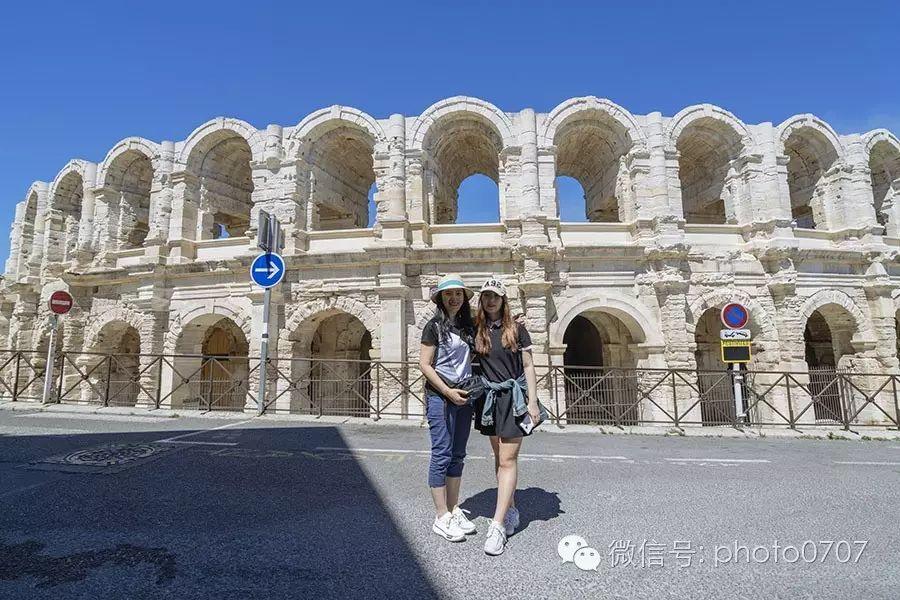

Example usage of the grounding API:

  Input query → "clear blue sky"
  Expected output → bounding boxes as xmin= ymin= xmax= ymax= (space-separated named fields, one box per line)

xmin=1 ymin=0 xmax=897 ymax=265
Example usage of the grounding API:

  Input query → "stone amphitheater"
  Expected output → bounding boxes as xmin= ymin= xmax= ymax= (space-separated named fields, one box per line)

xmin=2 ymin=96 xmax=900 ymax=426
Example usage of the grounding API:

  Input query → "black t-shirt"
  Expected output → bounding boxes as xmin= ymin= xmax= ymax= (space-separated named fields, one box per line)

xmin=478 ymin=322 xmax=532 ymax=383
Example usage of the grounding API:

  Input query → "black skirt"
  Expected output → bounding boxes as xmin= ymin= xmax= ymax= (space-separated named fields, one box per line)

xmin=474 ymin=389 xmax=532 ymax=438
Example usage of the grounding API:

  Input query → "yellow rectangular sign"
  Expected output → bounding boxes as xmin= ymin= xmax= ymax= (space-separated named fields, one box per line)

xmin=720 ymin=340 xmax=751 ymax=363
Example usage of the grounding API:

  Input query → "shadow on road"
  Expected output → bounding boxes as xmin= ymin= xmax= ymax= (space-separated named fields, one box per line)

xmin=0 ymin=425 xmax=440 ymax=599
xmin=460 ymin=486 xmax=563 ymax=534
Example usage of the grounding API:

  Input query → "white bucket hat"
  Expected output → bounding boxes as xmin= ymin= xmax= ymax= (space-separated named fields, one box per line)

xmin=480 ymin=277 xmax=507 ymax=297
xmin=430 ymin=273 xmax=474 ymax=304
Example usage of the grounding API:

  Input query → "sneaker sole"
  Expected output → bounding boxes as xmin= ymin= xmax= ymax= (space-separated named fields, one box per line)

xmin=484 ymin=546 xmax=505 ymax=556
xmin=432 ymin=525 xmax=465 ymax=542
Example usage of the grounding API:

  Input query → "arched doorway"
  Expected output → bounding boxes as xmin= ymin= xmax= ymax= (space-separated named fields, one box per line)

xmin=87 ymin=322 xmax=142 ymax=407
xmin=693 ymin=308 xmax=748 ymax=425
xmin=306 ymin=313 xmax=373 ymax=416
xmin=677 ymin=117 xmax=745 ymax=224
xmin=174 ymin=315 xmax=249 ymax=411
xmin=804 ymin=307 xmax=856 ymax=422
xmin=562 ymin=312 xmax=639 ymax=425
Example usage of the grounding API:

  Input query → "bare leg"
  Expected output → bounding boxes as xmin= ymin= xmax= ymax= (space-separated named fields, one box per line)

xmin=430 ymin=486 xmax=448 ymax=518
xmin=446 ymin=476 xmax=462 ymax=511
xmin=490 ymin=436 xmax=516 ymax=510
xmin=492 ymin=436 xmax=523 ymax=524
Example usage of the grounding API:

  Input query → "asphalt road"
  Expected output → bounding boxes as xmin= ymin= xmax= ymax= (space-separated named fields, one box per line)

xmin=1 ymin=407 xmax=898 ymax=599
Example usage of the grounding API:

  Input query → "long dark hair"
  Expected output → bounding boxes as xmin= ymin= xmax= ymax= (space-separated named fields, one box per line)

xmin=475 ymin=293 xmax=519 ymax=355
xmin=434 ymin=291 xmax=475 ymax=347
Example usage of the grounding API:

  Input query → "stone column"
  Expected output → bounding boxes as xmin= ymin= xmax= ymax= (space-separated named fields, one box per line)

xmin=516 ymin=109 xmax=548 ymax=246
xmin=405 ymin=152 xmax=429 ymax=247
xmin=843 ymin=136 xmax=880 ymax=236
xmin=144 ymin=140 xmax=175 ymax=265
xmin=166 ymin=171 xmax=200 ymax=263
xmin=375 ymin=114 xmax=409 ymax=246
xmin=246 ymin=288 xmax=283 ymax=413
xmin=73 ymin=163 xmax=98 ymax=266
xmin=26 ymin=182 xmax=49 ymax=280
xmin=376 ymin=267 xmax=408 ymax=419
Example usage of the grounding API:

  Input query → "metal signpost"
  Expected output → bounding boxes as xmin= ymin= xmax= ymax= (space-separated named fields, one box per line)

xmin=252 ymin=210 xmax=285 ymax=415
xmin=720 ymin=303 xmax=751 ymax=422
xmin=42 ymin=290 xmax=74 ymax=404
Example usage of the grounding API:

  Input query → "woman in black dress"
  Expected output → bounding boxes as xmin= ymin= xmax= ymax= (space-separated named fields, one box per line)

xmin=473 ymin=277 xmax=542 ymax=556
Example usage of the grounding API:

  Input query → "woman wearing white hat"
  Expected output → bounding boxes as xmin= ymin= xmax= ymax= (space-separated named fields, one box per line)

xmin=419 ymin=274 xmax=480 ymax=542
xmin=473 ymin=276 xmax=545 ymax=556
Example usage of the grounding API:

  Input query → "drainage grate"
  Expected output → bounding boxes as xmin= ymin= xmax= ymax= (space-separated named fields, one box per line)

xmin=29 ymin=443 xmax=180 ymax=474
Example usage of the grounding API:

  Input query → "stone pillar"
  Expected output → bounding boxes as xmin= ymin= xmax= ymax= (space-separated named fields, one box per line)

xmin=144 ymin=140 xmax=175 ymax=265
xmin=73 ymin=163 xmax=98 ymax=266
xmin=246 ymin=289 xmax=282 ymax=413
xmin=405 ymin=152 xmax=428 ymax=247
xmin=167 ymin=171 xmax=200 ymax=263
xmin=375 ymin=114 xmax=409 ymax=246
xmin=376 ymin=268 xmax=408 ymax=418
xmin=6 ymin=201 xmax=27 ymax=278
xmin=633 ymin=344 xmax=670 ymax=424
xmin=26 ymin=182 xmax=49 ymax=280
xmin=843 ymin=136 xmax=880 ymax=235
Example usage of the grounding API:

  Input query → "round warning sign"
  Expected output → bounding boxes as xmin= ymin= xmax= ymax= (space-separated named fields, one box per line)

xmin=48 ymin=290 xmax=74 ymax=315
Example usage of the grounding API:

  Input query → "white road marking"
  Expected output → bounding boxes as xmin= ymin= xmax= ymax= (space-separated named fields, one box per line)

xmin=833 ymin=461 xmax=900 ymax=466
xmin=520 ymin=453 xmax=629 ymax=460
xmin=154 ymin=419 xmax=253 ymax=444
xmin=157 ymin=440 xmax=238 ymax=446
xmin=315 ymin=446 xmax=628 ymax=460
xmin=664 ymin=458 xmax=771 ymax=463
xmin=316 ymin=447 xmax=431 ymax=454
xmin=0 ymin=481 xmax=53 ymax=499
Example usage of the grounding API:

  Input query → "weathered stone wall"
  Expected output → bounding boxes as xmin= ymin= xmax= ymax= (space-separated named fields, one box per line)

xmin=2 ymin=97 xmax=900 ymax=422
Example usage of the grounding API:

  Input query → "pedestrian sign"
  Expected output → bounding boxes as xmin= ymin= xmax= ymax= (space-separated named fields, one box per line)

xmin=250 ymin=252 xmax=285 ymax=288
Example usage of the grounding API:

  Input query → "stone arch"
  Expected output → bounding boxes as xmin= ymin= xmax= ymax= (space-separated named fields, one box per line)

xmin=669 ymin=106 xmax=753 ymax=225
xmin=796 ymin=290 xmax=873 ymax=346
xmin=541 ymin=97 xmax=647 ymax=149
xmin=544 ymin=97 xmax=645 ymax=223
xmin=864 ymin=130 xmax=900 ymax=230
xmin=550 ymin=291 xmax=663 ymax=348
xmin=409 ymin=97 xmax=514 ymax=224
xmin=98 ymin=138 xmax=157 ymax=249
xmin=288 ymin=105 xmax=387 ymax=152
xmin=47 ymin=160 xmax=94 ymax=264
xmin=279 ymin=296 xmax=381 ymax=357
xmin=83 ymin=305 xmax=148 ymax=353
xmin=409 ymin=96 xmax=516 ymax=151
xmin=288 ymin=108 xmax=384 ymax=230
xmin=176 ymin=117 xmax=265 ymax=167
xmin=687 ymin=290 xmax=779 ymax=350
xmin=164 ymin=301 xmax=252 ymax=355
xmin=666 ymin=104 xmax=754 ymax=152
xmin=97 ymin=137 xmax=159 ymax=188
xmin=177 ymin=118 xmax=262 ymax=238
xmin=777 ymin=115 xmax=845 ymax=230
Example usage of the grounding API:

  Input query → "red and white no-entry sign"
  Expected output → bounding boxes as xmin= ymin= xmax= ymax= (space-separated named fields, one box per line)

xmin=48 ymin=290 xmax=74 ymax=315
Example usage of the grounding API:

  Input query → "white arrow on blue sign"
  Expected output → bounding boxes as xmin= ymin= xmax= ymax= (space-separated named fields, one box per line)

xmin=250 ymin=252 xmax=285 ymax=288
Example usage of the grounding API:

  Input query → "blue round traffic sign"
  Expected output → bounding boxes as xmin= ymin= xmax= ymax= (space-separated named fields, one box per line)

xmin=250 ymin=253 xmax=285 ymax=288
xmin=721 ymin=303 xmax=749 ymax=329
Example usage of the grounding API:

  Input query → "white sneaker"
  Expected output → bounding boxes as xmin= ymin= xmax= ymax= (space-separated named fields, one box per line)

xmin=484 ymin=520 xmax=507 ymax=556
xmin=503 ymin=506 xmax=520 ymax=536
xmin=451 ymin=506 xmax=477 ymax=535
xmin=433 ymin=512 xmax=466 ymax=542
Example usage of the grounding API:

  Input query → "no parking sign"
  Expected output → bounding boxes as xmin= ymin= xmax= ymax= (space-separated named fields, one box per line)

xmin=720 ymin=303 xmax=749 ymax=330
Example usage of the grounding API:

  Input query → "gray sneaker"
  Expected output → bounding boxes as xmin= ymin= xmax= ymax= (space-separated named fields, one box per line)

xmin=503 ymin=507 xmax=520 ymax=536
xmin=484 ymin=520 xmax=507 ymax=556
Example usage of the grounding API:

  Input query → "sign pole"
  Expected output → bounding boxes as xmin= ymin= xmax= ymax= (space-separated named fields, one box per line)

xmin=257 ymin=283 xmax=271 ymax=416
xmin=732 ymin=362 xmax=744 ymax=423
xmin=41 ymin=315 xmax=59 ymax=404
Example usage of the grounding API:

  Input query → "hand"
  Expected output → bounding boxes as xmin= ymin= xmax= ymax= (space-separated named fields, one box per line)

xmin=513 ymin=313 xmax=526 ymax=326
xmin=527 ymin=402 xmax=541 ymax=425
xmin=446 ymin=388 xmax=469 ymax=406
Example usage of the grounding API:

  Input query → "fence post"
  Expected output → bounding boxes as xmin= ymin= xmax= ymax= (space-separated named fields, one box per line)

xmin=155 ymin=356 xmax=164 ymax=409
xmin=103 ymin=354 xmax=113 ymax=407
xmin=375 ymin=362 xmax=381 ymax=419
xmin=670 ymin=371 xmax=679 ymax=427
xmin=12 ymin=352 xmax=21 ymax=402
xmin=892 ymin=376 xmax=900 ymax=431
xmin=785 ymin=375 xmax=795 ymax=429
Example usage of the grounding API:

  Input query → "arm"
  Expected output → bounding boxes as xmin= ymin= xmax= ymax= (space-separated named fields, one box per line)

xmin=522 ymin=346 xmax=541 ymax=423
xmin=419 ymin=343 xmax=468 ymax=406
